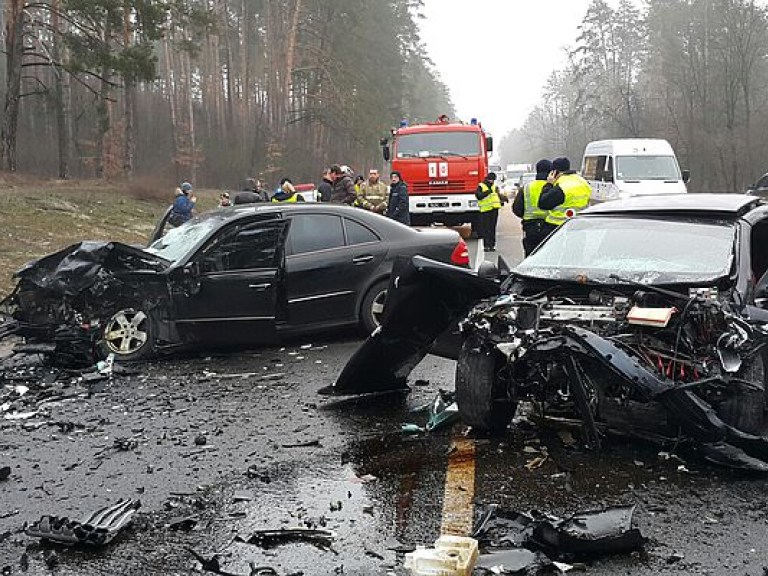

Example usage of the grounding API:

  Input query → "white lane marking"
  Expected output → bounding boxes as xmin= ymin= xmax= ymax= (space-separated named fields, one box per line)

xmin=440 ymin=434 xmax=476 ymax=536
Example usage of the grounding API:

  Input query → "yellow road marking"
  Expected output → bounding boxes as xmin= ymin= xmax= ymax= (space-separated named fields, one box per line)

xmin=440 ymin=435 xmax=476 ymax=536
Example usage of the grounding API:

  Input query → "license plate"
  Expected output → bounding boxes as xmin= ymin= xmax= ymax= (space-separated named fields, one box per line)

xmin=428 ymin=202 xmax=449 ymax=208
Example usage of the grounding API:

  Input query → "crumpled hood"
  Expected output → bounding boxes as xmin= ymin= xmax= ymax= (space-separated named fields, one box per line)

xmin=14 ymin=241 xmax=169 ymax=297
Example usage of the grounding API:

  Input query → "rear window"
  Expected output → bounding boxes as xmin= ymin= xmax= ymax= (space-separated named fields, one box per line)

xmin=344 ymin=218 xmax=380 ymax=245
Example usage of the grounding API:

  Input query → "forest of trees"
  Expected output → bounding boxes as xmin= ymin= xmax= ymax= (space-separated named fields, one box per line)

xmin=499 ymin=0 xmax=768 ymax=192
xmin=0 ymin=0 xmax=454 ymax=187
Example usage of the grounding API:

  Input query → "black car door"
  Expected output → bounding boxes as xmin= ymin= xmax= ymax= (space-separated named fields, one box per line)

xmin=284 ymin=213 xmax=387 ymax=326
xmin=173 ymin=217 xmax=290 ymax=344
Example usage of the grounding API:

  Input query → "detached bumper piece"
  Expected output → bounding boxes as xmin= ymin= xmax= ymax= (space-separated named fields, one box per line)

xmin=25 ymin=498 xmax=140 ymax=546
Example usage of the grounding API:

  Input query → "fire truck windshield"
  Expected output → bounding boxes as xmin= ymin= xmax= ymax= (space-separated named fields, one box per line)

xmin=395 ymin=131 xmax=481 ymax=158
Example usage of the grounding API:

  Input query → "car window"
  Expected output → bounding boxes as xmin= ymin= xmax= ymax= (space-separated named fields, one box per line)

xmin=344 ymin=218 xmax=380 ymax=245
xmin=757 ymin=175 xmax=768 ymax=190
xmin=199 ymin=220 xmax=283 ymax=272
xmin=288 ymin=214 xmax=345 ymax=255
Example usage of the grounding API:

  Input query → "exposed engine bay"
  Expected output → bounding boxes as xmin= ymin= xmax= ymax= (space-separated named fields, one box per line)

xmin=329 ymin=256 xmax=768 ymax=472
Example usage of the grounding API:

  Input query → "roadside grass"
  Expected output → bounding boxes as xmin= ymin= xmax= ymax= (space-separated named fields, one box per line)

xmin=0 ymin=177 xmax=218 ymax=297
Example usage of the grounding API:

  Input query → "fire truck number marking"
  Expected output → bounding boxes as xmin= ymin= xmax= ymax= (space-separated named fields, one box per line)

xmin=428 ymin=163 xmax=437 ymax=177
xmin=439 ymin=162 xmax=448 ymax=177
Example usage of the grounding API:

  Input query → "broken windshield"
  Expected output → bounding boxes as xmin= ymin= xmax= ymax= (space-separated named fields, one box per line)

xmin=516 ymin=216 xmax=736 ymax=284
xmin=395 ymin=131 xmax=480 ymax=158
xmin=145 ymin=217 xmax=220 ymax=264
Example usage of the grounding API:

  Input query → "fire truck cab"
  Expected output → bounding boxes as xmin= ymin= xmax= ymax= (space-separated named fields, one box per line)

xmin=381 ymin=116 xmax=493 ymax=227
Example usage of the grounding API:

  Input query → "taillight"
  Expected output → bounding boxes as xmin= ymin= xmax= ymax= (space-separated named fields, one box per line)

xmin=451 ymin=239 xmax=470 ymax=266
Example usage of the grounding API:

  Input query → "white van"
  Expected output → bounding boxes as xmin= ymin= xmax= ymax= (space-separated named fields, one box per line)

xmin=581 ymin=139 xmax=689 ymax=203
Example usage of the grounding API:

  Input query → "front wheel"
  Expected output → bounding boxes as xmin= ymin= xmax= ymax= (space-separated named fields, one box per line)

xmin=455 ymin=337 xmax=516 ymax=434
xmin=100 ymin=307 xmax=156 ymax=361
xmin=360 ymin=280 xmax=389 ymax=335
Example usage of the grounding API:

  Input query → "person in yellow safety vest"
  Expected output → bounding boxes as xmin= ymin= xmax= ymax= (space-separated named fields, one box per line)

xmin=538 ymin=156 xmax=591 ymax=236
xmin=271 ymin=179 xmax=305 ymax=203
xmin=475 ymin=172 xmax=507 ymax=252
xmin=512 ymin=159 xmax=552 ymax=257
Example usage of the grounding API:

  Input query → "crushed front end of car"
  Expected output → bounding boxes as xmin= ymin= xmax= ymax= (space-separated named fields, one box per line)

xmin=456 ymin=277 xmax=768 ymax=470
xmin=0 ymin=241 xmax=171 ymax=366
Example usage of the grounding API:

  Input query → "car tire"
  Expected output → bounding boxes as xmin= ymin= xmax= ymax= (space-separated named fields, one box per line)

xmin=716 ymin=351 xmax=766 ymax=435
xmin=100 ymin=306 xmax=156 ymax=362
xmin=360 ymin=279 xmax=389 ymax=335
xmin=455 ymin=336 xmax=516 ymax=434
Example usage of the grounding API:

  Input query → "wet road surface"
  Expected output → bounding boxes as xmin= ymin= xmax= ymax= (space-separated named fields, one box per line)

xmin=2 ymin=211 xmax=768 ymax=575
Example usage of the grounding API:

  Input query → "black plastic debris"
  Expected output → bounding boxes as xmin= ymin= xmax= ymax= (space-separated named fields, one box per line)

xmin=475 ymin=548 xmax=553 ymax=575
xmin=236 ymin=528 xmax=336 ymax=550
xmin=25 ymin=498 xmax=140 ymax=546
xmin=473 ymin=504 xmax=644 ymax=560
xmin=0 ymin=466 xmax=10 ymax=481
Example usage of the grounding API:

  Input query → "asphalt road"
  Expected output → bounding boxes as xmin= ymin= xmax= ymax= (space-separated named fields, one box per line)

xmin=2 ymin=209 xmax=768 ymax=575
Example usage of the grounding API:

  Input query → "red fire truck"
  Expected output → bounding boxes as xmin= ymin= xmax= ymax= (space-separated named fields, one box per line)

xmin=380 ymin=115 xmax=493 ymax=228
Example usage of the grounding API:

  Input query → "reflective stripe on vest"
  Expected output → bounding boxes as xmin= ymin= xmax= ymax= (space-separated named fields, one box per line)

xmin=523 ymin=180 xmax=548 ymax=221
xmin=545 ymin=174 xmax=592 ymax=226
xmin=272 ymin=194 xmax=298 ymax=203
xmin=477 ymin=183 xmax=502 ymax=213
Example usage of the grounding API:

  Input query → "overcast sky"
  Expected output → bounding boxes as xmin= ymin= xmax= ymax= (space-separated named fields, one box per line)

xmin=418 ymin=1 xmax=603 ymax=140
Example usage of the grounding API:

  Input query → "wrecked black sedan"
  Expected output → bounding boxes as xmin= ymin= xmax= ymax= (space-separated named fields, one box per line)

xmin=0 ymin=204 xmax=468 ymax=363
xmin=330 ymin=194 xmax=768 ymax=470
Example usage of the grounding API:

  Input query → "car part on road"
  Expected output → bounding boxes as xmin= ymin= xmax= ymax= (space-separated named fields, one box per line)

xmin=0 ymin=465 xmax=10 ymax=480
xmin=404 ymin=534 xmax=479 ymax=576
xmin=236 ymin=527 xmax=337 ymax=550
xmin=474 ymin=547 xmax=555 ymax=575
xmin=473 ymin=504 xmax=644 ymax=561
xmin=25 ymin=498 xmax=141 ymax=546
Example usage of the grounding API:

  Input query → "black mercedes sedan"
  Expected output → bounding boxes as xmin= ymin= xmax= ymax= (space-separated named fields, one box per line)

xmin=1 ymin=204 xmax=469 ymax=362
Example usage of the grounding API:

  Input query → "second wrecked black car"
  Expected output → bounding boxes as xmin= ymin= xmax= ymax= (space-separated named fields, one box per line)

xmin=328 ymin=194 xmax=768 ymax=471
xmin=0 ymin=204 xmax=468 ymax=363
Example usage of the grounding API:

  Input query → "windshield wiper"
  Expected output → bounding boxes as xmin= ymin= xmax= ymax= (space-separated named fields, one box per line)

xmin=438 ymin=151 xmax=469 ymax=160
xmin=608 ymin=273 xmax=689 ymax=300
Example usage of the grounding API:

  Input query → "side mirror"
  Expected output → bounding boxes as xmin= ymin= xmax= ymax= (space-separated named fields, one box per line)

xmin=682 ymin=169 xmax=691 ymax=183
xmin=477 ymin=260 xmax=499 ymax=279
xmin=184 ymin=261 xmax=201 ymax=276
xmin=486 ymin=136 xmax=494 ymax=153
xmin=382 ymin=145 xmax=390 ymax=162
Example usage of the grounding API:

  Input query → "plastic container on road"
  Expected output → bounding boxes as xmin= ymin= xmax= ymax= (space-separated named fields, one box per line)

xmin=404 ymin=534 xmax=479 ymax=576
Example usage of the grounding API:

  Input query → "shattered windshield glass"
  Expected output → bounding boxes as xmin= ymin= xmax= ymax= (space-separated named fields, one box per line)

xmin=145 ymin=217 xmax=221 ymax=263
xmin=396 ymin=131 xmax=480 ymax=158
xmin=516 ymin=216 xmax=736 ymax=284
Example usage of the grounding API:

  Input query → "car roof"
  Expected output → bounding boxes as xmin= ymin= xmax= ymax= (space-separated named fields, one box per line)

xmin=582 ymin=193 xmax=761 ymax=218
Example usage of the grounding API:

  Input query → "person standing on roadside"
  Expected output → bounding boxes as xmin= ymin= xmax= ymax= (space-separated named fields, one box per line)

xmin=317 ymin=168 xmax=334 ymax=202
xmin=330 ymin=164 xmax=357 ymax=205
xmin=234 ymin=178 xmax=267 ymax=204
xmin=475 ymin=172 xmax=504 ymax=251
xmin=355 ymin=168 xmax=389 ymax=213
xmin=168 ymin=181 xmax=196 ymax=226
xmin=512 ymin=159 xmax=552 ymax=256
xmin=385 ymin=171 xmax=410 ymax=225
xmin=538 ymin=156 xmax=592 ymax=237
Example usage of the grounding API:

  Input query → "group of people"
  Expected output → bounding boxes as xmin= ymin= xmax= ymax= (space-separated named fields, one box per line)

xmin=474 ymin=156 xmax=592 ymax=255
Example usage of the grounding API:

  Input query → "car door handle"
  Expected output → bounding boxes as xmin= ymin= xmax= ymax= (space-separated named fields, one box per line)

xmin=249 ymin=283 xmax=272 ymax=291
xmin=352 ymin=255 xmax=374 ymax=265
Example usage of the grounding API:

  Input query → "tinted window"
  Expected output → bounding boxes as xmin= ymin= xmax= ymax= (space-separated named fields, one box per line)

xmin=200 ymin=221 xmax=283 ymax=272
xmin=289 ymin=214 xmax=345 ymax=255
xmin=757 ymin=175 xmax=768 ymax=190
xmin=345 ymin=218 xmax=379 ymax=245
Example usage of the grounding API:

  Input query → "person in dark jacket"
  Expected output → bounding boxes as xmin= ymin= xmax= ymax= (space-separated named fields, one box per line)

xmin=538 ymin=156 xmax=592 ymax=236
xmin=330 ymin=164 xmax=357 ymax=205
xmin=512 ymin=159 xmax=552 ymax=256
xmin=385 ymin=171 xmax=410 ymax=225
xmin=271 ymin=179 xmax=304 ymax=203
xmin=234 ymin=178 xmax=268 ymax=205
xmin=317 ymin=168 xmax=333 ymax=202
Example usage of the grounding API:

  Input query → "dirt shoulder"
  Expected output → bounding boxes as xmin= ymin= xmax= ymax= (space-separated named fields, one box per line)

xmin=0 ymin=177 xmax=218 ymax=296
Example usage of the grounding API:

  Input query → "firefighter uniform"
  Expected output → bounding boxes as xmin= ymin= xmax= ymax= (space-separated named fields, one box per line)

xmin=476 ymin=175 xmax=503 ymax=251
